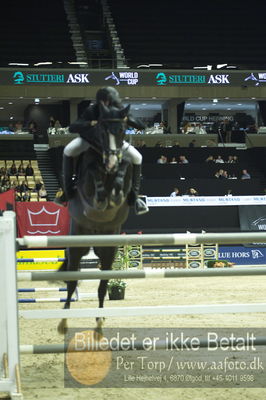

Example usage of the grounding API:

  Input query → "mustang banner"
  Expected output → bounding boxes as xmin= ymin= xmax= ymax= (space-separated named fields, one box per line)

xmin=16 ymin=202 xmax=70 ymax=237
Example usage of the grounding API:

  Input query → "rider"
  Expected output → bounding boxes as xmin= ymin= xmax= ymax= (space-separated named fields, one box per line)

xmin=55 ymin=86 xmax=149 ymax=215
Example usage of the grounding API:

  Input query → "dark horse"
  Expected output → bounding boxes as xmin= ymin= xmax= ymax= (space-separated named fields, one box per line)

xmin=58 ymin=103 xmax=133 ymax=334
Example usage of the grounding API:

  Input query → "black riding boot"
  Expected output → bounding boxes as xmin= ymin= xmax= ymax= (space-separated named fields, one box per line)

xmin=54 ymin=154 xmax=76 ymax=206
xmin=129 ymin=164 xmax=149 ymax=215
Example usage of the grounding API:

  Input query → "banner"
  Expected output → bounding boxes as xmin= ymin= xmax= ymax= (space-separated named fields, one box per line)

xmin=16 ymin=249 xmax=65 ymax=271
xmin=218 ymin=245 xmax=266 ymax=265
xmin=147 ymin=196 xmax=266 ymax=207
xmin=238 ymin=205 xmax=266 ymax=231
xmin=0 ymin=189 xmax=16 ymax=211
xmin=16 ymin=202 xmax=70 ymax=237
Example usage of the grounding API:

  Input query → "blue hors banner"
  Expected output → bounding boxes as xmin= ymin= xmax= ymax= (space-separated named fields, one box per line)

xmin=218 ymin=246 xmax=266 ymax=265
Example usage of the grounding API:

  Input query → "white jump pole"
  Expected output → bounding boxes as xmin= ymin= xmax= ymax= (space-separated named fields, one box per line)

xmin=0 ymin=211 xmax=22 ymax=399
xmin=19 ymin=302 xmax=266 ymax=319
xmin=17 ymin=232 xmax=266 ymax=248
xmin=19 ymin=335 xmax=266 ymax=354
xmin=17 ymin=267 xmax=266 ymax=282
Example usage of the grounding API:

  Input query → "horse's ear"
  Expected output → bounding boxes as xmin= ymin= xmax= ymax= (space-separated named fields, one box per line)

xmin=99 ymin=101 xmax=110 ymax=117
xmin=119 ymin=104 xmax=131 ymax=118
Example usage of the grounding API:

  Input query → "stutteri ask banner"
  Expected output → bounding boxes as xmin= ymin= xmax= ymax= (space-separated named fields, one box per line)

xmin=16 ymin=202 xmax=70 ymax=237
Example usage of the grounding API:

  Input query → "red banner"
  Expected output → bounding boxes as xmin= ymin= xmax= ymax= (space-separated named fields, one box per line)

xmin=16 ymin=202 xmax=70 ymax=237
xmin=0 ymin=189 xmax=16 ymax=211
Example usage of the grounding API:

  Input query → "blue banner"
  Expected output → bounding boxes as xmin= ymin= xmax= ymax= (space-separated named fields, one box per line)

xmin=218 ymin=246 xmax=266 ymax=265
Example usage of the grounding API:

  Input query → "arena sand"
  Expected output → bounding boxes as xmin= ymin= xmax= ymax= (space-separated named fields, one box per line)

xmin=3 ymin=274 xmax=266 ymax=400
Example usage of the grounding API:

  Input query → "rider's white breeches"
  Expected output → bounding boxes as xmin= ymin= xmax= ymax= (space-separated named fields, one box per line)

xmin=64 ymin=137 xmax=142 ymax=165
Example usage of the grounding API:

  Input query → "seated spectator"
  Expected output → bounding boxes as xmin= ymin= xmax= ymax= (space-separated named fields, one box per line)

xmin=157 ymin=155 xmax=167 ymax=164
xmin=1 ymin=179 xmax=10 ymax=192
xmin=222 ymin=170 xmax=228 ymax=179
xmin=189 ymin=139 xmax=196 ymax=148
xmin=34 ymin=179 xmax=43 ymax=192
xmin=194 ymin=123 xmax=207 ymax=134
xmin=205 ymin=155 xmax=215 ymax=163
xmin=215 ymin=155 xmax=224 ymax=163
xmin=55 ymin=187 xmax=64 ymax=199
xmin=170 ymin=187 xmax=180 ymax=197
xmin=18 ymin=180 xmax=29 ymax=193
xmin=241 ymin=169 xmax=251 ymax=179
xmin=169 ymin=157 xmax=178 ymax=164
xmin=233 ymin=156 xmax=238 ymax=163
xmin=28 ymin=121 xmax=38 ymax=135
xmin=1 ymin=174 xmax=10 ymax=187
xmin=184 ymin=123 xmax=195 ymax=134
xmin=186 ymin=188 xmax=199 ymax=196
xmin=54 ymin=120 xmax=62 ymax=132
xmin=22 ymin=190 xmax=31 ymax=201
xmin=17 ymin=163 xmax=25 ymax=176
xmin=49 ymin=116 xmax=55 ymax=128
xmin=0 ymin=166 xmax=6 ymax=176
xmin=38 ymin=186 xmax=48 ymax=200
xmin=15 ymin=192 xmax=22 ymax=201
xmin=14 ymin=121 xmax=23 ymax=133
xmin=10 ymin=180 xmax=18 ymax=190
xmin=179 ymin=155 xmax=189 ymax=164
xmin=214 ymin=169 xmax=226 ymax=179
xmin=226 ymin=155 xmax=235 ymax=163
xmin=172 ymin=141 xmax=180 ymax=149
xmin=25 ymin=163 xmax=34 ymax=176
xmin=7 ymin=162 xmax=17 ymax=176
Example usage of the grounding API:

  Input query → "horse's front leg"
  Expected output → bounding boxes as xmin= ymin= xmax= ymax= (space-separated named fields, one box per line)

xmin=110 ymin=160 xmax=129 ymax=207
xmin=96 ymin=279 xmax=108 ymax=333
xmin=94 ymin=245 xmax=118 ymax=334
xmin=58 ymin=280 xmax=78 ymax=334
xmin=90 ymin=167 xmax=108 ymax=211
xmin=57 ymin=243 xmax=88 ymax=335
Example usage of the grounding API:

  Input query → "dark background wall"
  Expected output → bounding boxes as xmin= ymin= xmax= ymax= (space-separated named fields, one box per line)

xmin=123 ymin=206 xmax=240 ymax=233
xmin=24 ymin=101 xmax=70 ymax=138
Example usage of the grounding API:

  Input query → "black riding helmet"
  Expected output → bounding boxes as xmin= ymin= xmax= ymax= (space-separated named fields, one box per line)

xmin=70 ymin=86 xmax=145 ymax=133
xmin=96 ymin=86 xmax=122 ymax=108
xmin=96 ymin=87 xmax=145 ymax=130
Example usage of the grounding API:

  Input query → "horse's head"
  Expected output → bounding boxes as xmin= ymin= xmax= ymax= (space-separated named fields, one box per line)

xmin=97 ymin=102 xmax=130 ymax=173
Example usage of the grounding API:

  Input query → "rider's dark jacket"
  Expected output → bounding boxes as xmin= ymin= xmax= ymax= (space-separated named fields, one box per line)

xmin=69 ymin=103 xmax=145 ymax=145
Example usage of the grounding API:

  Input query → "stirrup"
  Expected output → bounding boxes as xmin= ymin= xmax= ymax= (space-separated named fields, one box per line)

xmin=135 ymin=198 xmax=149 ymax=215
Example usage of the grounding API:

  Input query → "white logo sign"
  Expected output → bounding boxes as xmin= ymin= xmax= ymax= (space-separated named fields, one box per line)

xmin=66 ymin=73 xmax=90 ymax=84
xmin=251 ymin=250 xmax=264 ymax=259
xmin=208 ymin=74 xmax=230 ymax=84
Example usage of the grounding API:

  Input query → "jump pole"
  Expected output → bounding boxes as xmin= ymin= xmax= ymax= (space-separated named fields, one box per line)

xmin=20 ymin=336 xmax=266 ymax=354
xmin=19 ymin=303 xmax=266 ymax=319
xmin=17 ymin=232 xmax=266 ymax=248
xmin=17 ymin=267 xmax=266 ymax=282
